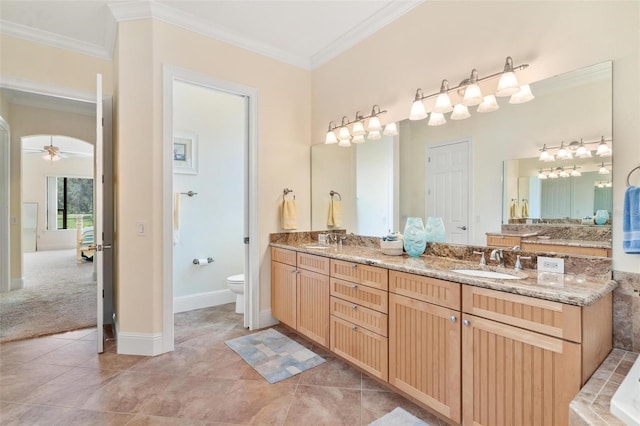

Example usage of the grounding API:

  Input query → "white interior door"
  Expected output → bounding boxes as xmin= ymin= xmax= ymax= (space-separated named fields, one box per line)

xmin=95 ymin=74 xmax=104 ymax=353
xmin=426 ymin=139 xmax=471 ymax=244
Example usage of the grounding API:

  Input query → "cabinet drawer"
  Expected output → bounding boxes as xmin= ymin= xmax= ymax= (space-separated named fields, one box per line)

xmin=330 ymin=278 xmax=388 ymax=313
xmin=271 ymin=247 xmax=296 ymax=266
xmin=462 ymin=285 xmax=581 ymax=342
xmin=389 ymin=271 xmax=460 ymax=310
xmin=521 ymin=242 xmax=609 ymax=257
xmin=330 ymin=296 xmax=388 ymax=337
xmin=297 ymin=252 xmax=330 ymax=275
xmin=487 ymin=235 xmax=521 ymax=247
xmin=330 ymin=315 xmax=388 ymax=380
xmin=330 ymin=259 xmax=388 ymax=290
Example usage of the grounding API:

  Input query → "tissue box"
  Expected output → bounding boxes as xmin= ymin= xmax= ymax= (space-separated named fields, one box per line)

xmin=380 ymin=239 xmax=403 ymax=255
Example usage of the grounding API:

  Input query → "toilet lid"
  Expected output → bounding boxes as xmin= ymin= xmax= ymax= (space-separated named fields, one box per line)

xmin=228 ymin=274 xmax=244 ymax=283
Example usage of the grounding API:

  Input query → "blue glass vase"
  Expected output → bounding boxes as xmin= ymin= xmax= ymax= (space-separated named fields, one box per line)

xmin=403 ymin=217 xmax=427 ymax=257
xmin=425 ymin=216 xmax=446 ymax=243
xmin=594 ymin=210 xmax=609 ymax=225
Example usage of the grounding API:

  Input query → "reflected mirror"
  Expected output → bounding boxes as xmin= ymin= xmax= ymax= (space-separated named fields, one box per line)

xmin=311 ymin=61 xmax=612 ymax=247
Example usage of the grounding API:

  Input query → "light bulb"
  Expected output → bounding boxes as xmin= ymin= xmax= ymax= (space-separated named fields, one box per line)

xmin=383 ymin=122 xmax=398 ymax=136
xmin=427 ymin=112 xmax=446 ymax=126
xmin=509 ymin=84 xmax=535 ymax=104
xmin=450 ymin=104 xmax=471 ymax=120
xmin=477 ymin=95 xmax=499 ymax=113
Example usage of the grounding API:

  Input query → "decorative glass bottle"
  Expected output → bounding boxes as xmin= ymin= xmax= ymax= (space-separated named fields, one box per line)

xmin=403 ymin=217 xmax=427 ymax=257
xmin=595 ymin=210 xmax=609 ymax=225
xmin=425 ymin=216 xmax=446 ymax=243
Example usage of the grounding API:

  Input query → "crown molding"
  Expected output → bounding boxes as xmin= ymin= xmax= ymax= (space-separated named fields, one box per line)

xmin=0 ymin=19 xmax=111 ymax=60
xmin=310 ymin=0 xmax=423 ymax=69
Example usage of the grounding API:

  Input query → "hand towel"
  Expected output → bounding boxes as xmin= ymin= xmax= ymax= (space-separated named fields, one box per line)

xmin=509 ymin=200 xmax=518 ymax=219
xmin=521 ymin=200 xmax=529 ymax=218
xmin=623 ymin=186 xmax=640 ymax=253
xmin=173 ymin=192 xmax=180 ymax=245
xmin=327 ymin=199 xmax=342 ymax=227
xmin=281 ymin=199 xmax=297 ymax=230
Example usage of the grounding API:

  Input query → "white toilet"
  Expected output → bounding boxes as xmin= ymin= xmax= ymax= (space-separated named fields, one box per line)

xmin=226 ymin=274 xmax=245 ymax=314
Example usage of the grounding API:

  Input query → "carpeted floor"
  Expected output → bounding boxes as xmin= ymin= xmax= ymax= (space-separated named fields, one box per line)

xmin=0 ymin=249 xmax=96 ymax=342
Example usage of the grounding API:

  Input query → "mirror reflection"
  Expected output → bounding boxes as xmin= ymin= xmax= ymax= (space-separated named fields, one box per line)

xmin=311 ymin=61 xmax=612 ymax=249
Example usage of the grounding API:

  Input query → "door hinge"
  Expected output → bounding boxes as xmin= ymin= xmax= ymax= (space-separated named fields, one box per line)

xmin=428 ymin=156 xmax=431 ymax=163
xmin=244 ymin=237 xmax=250 ymax=244
xmin=102 ymin=174 xmax=104 ymax=183
xmin=102 ymin=289 xmax=104 ymax=298
xmin=102 ymin=117 xmax=104 ymax=127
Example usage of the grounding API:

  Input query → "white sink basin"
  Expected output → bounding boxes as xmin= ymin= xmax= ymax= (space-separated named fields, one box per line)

xmin=451 ymin=269 xmax=523 ymax=280
xmin=304 ymin=245 xmax=330 ymax=249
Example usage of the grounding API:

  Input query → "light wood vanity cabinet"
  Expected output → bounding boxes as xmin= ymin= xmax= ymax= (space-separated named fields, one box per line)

xmin=270 ymin=247 xmax=330 ymax=347
xmin=329 ymin=259 xmax=389 ymax=380
xmin=486 ymin=234 xmax=522 ymax=248
xmin=389 ymin=271 xmax=462 ymax=423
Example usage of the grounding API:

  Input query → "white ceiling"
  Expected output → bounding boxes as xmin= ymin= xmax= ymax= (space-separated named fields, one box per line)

xmin=0 ymin=0 xmax=421 ymax=69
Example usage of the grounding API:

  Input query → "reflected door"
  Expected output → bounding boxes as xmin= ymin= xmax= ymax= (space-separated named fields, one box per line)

xmin=426 ymin=140 xmax=470 ymax=244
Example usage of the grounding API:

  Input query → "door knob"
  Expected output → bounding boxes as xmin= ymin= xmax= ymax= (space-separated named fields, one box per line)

xmin=457 ymin=226 xmax=468 ymax=231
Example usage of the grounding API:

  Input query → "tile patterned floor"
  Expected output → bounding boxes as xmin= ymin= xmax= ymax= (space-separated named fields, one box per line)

xmin=0 ymin=304 xmax=448 ymax=425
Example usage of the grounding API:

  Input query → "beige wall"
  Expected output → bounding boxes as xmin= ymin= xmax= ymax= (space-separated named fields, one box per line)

xmin=311 ymin=1 xmax=640 ymax=274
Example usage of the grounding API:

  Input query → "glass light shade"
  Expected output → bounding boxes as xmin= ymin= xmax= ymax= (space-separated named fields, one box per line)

xmin=496 ymin=71 xmax=520 ymax=97
xmin=462 ymin=84 xmax=483 ymax=106
xmin=450 ymin=104 xmax=471 ymax=120
xmin=599 ymin=165 xmax=610 ymax=175
xmin=570 ymin=167 xmax=581 ymax=177
xmin=367 ymin=130 xmax=381 ymax=140
xmin=433 ymin=92 xmax=453 ymax=113
xmin=538 ymin=171 xmax=547 ymax=179
xmin=548 ymin=170 xmax=558 ymax=178
xmin=557 ymin=144 xmax=572 ymax=160
xmin=539 ymin=147 xmax=549 ymax=161
xmin=338 ymin=139 xmax=351 ymax=148
xmin=338 ymin=126 xmax=350 ymax=141
xmin=559 ymin=169 xmax=569 ymax=178
xmin=605 ymin=182 xmax=612 ymax=187
xmin=597 ymin=141 xmax=611 ymax=156
xmin=351 ymin=121 xmax=366 ymax=136
xmin=508 ymin=84 xmax=535 ymax=104
xmin=351 ymin=134 xmax=366 ymax=144
xmin=367 ymin=116 xmax=382 ymax=132
xmin=325 ymin=130 xmax=338 ymax=144
xmin=409 ymin=100 xmax=427 ymax=120
xmin=383 ymin=122 xmax=398 ymax=136
xmin=543 ymin=153 xmax=555 ymax=162
xmin=477 ymin=95 xmax=499 ymax=113
xmin=427 ymin=112 xmax=446 ymax=126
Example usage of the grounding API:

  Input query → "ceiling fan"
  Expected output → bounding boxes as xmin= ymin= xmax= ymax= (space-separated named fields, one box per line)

xmin=23 ymin=136 xmax=92 ymax=162
xmin=42 ymin=138 xmax=62 ymax=161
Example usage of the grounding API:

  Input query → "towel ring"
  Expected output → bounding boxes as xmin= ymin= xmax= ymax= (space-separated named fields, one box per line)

xmin=330 ymin=190 xmax=341 ymax=201
xmin=283 ymin=188 xmax=295 ymax=200
xmin=627 ymin=165 xmax=640 ymax=187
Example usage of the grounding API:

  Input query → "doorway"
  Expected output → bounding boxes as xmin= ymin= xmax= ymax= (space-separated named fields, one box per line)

xmin=162 ymin=66 xmax=259 ymax=352
xmin=425 ymin=139 xmax=472 ymax=244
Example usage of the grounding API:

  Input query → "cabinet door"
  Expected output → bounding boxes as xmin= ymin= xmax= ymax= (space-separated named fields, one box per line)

xmin=330 ymin=315 xmax=388 ymax=380
xmin=389 ymin=293 xmax=461 ymax=423
xmin=462 ymin=314 xmax=581 ymax=426
xmin=330 ymin=259 xmax=388 ymax=290
xmin=271 ymin=260 xmax=297 ymax=328
xmin=297 ymin=268 xmax=330 ymax=346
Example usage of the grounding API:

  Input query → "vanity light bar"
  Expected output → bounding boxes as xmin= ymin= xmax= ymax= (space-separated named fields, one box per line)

xmin=539 ymin=137 xmax=612 ymax=161
xmin=325 ymin=105 xmax=397 ymax=146
xmin=409 ymin=56 xmax=531 ymax=124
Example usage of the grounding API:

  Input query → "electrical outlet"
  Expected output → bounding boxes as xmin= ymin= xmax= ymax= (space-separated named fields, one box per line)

xmin=537 ymin=256 xmax=564 ymax=274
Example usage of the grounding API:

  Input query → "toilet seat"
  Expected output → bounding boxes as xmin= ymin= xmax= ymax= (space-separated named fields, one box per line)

xmin=227 ymin=274 xmax=244 ymax=284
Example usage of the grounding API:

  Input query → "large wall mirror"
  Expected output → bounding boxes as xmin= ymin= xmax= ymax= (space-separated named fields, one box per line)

xmin=311 ymin=61 xmax=612 ymax=247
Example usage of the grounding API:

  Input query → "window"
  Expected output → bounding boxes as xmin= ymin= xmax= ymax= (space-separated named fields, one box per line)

xmin=46 ymin=176 xmax=93 ymax=230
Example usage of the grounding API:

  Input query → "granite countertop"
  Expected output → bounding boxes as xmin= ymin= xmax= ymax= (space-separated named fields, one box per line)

xmin=271 ymin=241 xmax=617 ymax=307
xmin=521 ymin=237 xmax=612 ymax=249
xmin=486 ymin=231 xmax=539 ymax=238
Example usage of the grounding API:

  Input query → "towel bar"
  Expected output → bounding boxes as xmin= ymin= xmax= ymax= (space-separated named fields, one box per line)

xmin=181 ymin=191 xmax=197 ymax=197
xmin=330 ymin=190 xmax=341 ymax=200
xmin=627 ymin=165 xmax=640 ymax=187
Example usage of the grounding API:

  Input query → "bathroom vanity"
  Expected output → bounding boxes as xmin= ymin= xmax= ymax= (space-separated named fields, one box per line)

xmin=270 ymin=235 xmax=615 ymax=426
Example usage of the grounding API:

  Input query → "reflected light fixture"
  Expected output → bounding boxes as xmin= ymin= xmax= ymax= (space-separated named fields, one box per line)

xmin=383 ymin=122 xmax=398 ymax=136
xmin=325 ymin=105 xmax=392 ymax=147
xmin=477 ymin=95 xmax=499 ymax=113
xmin=596 ymin=136 xmax=612 ymax=156
xmin=537 ymin=136 xmax=612 ymax=162
xmin=548 ymin=169 xmax=559 ymax=179
xmin=451 ymin=104 xmax=471 ymax=120
xmin=367 ymin=131 xmax=381 ymax=140
xmin=537 ymin=169 xmax=547 ymax=179
xmin=352 ymin=134 xmax=366 ymax=144
xmin=559 ymin=167 xmax=570 ymax=178
xmin=570 ymin=165 xmax=582 ymax=177
xmin=598 ymin=162 xmax=610 ymax=175
xmin=433 ymin=80 xmax=453 ymax=113
xmin=557 ymin=142 xmax=572 ymax=160
xmin=428 ymin=112 xmax=446 ymax=126
xmin=351 ymin=112 xmax=366 ymax=136
xmin=496 ymin=56 xmax=521 ymax=97
xmin=509 ymin=84 xmax=535 ymax=104
xmin=539 ymin=144 xmax=555 ymax=162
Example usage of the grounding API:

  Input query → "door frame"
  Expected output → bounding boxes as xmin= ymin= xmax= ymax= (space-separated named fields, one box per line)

xmin=162 ymin=65 xmax=259 ymax=353
xmin=0 ymin=116 xmax=10 ymax=293
xmin=425 ymin=137 xmax=473 ymax=244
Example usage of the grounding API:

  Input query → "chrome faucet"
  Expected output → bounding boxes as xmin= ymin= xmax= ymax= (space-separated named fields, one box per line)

xmin=514 ymin=255 xmax=532 ymax=270
xmin=490 ymin=249 xmax=505 ymax=268
xmin=473 ymin=251 xmax=486 ymax=265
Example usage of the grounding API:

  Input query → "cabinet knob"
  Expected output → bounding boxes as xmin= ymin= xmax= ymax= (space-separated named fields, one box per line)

xmin=351 ymin=326 xmax=357 ymax=331
xmin=463 ymin=319 xmax=470 ymax=327
xmin=351 ymin=305 xmax=357 ymax=310
xmin=351 ymin=264 xmax=358 ymax=268
xmin=351 ymin=284 xmax=358 ymax=289
xmin=450 ymin=315 xmax=457 ymax=322
xmin=290 ymin=269 xmax=297 ymax=274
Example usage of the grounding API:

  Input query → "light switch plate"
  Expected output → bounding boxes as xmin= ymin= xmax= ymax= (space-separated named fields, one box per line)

xmin=537 ymin=256 xmax=564 ymax=274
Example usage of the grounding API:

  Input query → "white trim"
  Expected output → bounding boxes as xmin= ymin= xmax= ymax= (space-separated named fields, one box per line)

xmin=0 ymin=116 xmax=9 ymax=293
xmin=0 ymin=19 xmax=110 ymax=60
xmin=173 ymin=289 xmax=236 ymax=314
xmin=310 ymin=0 xmax=423 ymax=69
xmin=0 ymin=77 xmax=96 ymax=104
xmin=10 ymin=278 xmax=24 ymax=291
xmin=259 ymin=309 xmax=278 ymax=329
xmin=162 ymin=65 xmax=260 ymax=352
xmin=117 ymin=331 xmax=163 ymax=356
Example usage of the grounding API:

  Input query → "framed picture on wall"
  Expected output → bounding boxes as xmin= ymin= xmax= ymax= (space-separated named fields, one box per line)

xmin=173 ymin=132 xmax=198 ymax=174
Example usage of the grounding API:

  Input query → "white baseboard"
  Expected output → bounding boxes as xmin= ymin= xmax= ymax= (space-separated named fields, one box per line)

xmin=10 ymin=278 xmax=24 ymax=290
xmin=173 ymin=289 xmax=236 ymax=313
xmin=258 ymin=308 xmax=278 ymax=329
xmin=117 ymin=331 xmax=164 ymax=356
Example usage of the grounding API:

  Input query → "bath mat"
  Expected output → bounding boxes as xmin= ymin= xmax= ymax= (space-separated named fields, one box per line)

xmin=224 ymin=328 xmax=325 ymax=383
xmin=369 ymin=407 xmax=430 ymax=426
